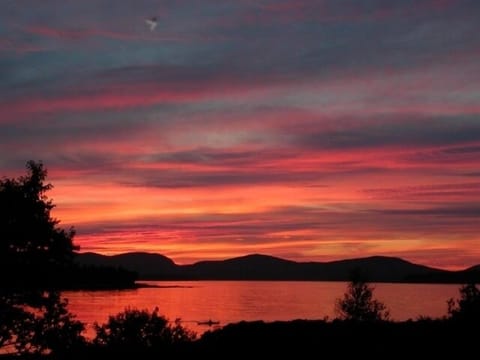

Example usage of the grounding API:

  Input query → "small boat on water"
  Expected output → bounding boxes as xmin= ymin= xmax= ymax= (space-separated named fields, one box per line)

xmin=197 ymin=319 xmax=220 ymax=326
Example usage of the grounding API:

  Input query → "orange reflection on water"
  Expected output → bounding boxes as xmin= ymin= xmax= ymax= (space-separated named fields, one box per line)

xmin=64 ymin=281 xmax=460 ymax=338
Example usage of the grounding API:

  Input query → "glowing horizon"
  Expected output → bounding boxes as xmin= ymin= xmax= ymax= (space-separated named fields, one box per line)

xmin=2 ymin=0 xmax=480 ymax=271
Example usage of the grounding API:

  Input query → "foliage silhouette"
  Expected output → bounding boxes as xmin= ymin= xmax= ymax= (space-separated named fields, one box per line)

xmin=335 ymin=270 xmax=390 ymax=321
xmin=0 ymin=161 xmax=84 ymax=355
xmin=447 ymin=282 xmax=480 ymax=322
xmin=14 ymin=291 xmax=85 ymax=355
xmin=94 ymin=307 xmax=196 ymax=351
xmin=0 ymin=293 xmax=31 ymax=352
xmin=0 ymin=160 xmax=77 ymax=289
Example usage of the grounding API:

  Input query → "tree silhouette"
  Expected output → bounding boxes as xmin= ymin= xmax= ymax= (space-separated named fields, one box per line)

xmin=94 ymin=307 xmax=196 ymax=351
xmin=0 ymin=161 xmax=84 ymax=354
xmin=335 ymin=271 xmax=390 ymax=321
xmin=447 ymin=283 xmax=480 ymax=322
xmin=0 ymin=160 xmax=77 ymax=288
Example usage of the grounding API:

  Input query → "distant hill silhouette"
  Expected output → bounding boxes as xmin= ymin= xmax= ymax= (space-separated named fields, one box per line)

xmin=76 ymin=252 xmax=179 ymax=279
xmin=75 ymin=252 xmax=480 ymax=283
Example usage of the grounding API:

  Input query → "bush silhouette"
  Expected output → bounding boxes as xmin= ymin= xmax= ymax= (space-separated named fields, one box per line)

xmin=447 ymin=283 xmax=480 ymax=322
xmin=94 ymin=307 xmax=196 ymax=351
xmin=335 ymin=271 xmax=390 ymax=321
xmin=15 ymin=292 xmax=85 ymax=355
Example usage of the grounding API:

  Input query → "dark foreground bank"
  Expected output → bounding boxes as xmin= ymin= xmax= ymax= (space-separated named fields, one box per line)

xmin=1 ymin=319 xmax=477 ymax=360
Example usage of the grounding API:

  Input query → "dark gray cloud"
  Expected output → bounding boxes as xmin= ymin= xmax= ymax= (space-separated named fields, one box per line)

xmin=3 ymin=0 xmax=480 ymax=102
xmin=364 ymin=183 xmax=480 ymax=200
xmin=120 ymin=168 xmax=329 ymax=189
xmin=403 ymin=145 xmax=480 ymax=164
xmin=292 ymin=115 xmax=480 ymax=150
xmin=145 ymin=148 xmax=288 ymax=167
xmin=372 ymin=204 xmax=480 ymax=218
xmin=75 ymin=202 xmax=480 ymax=245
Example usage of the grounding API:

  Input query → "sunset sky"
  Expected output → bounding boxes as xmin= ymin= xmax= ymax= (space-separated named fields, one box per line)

xmin=1 ymin=0 xmax=480 ymax=269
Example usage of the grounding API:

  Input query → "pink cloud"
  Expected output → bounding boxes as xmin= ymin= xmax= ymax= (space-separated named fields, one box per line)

xmin=25 ymin=25 xmax=209 ymax=43
xmin=0 ymin=81 xmax=261 ymax=119
xmin=0 ymin=38 xmax=48 ymax=54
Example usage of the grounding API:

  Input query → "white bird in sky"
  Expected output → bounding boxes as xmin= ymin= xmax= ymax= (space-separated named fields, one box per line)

xmin=145 ymin=17 xmax=158 ymax=31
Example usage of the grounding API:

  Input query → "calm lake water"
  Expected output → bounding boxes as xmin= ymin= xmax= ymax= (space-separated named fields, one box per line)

xmin=64 ymin=281 xmax=461 ymax=336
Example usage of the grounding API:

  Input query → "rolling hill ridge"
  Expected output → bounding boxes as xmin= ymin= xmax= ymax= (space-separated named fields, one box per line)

xmin=75 ymin=252 xmax=480 ymax=283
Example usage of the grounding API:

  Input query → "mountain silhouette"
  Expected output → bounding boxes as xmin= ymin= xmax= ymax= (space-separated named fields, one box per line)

xmin=76 ymin=252 xmax=179 ymax=279
xmin=75 ymin=252 xmax=480 ymax=283
xmin=182 ymin=254 xmax=298 ymax=280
